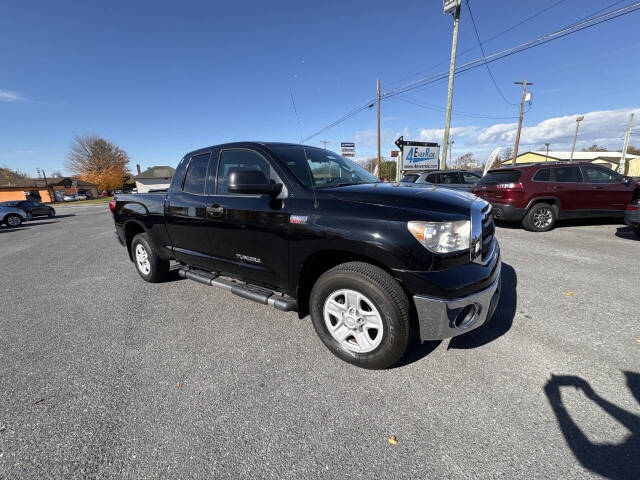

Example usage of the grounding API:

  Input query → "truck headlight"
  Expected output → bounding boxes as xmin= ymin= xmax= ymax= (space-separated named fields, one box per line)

xmin=407 ymin=220 xmax=471 ymax=254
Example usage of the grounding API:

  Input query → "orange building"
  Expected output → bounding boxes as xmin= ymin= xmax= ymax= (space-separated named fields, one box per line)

xmin=0 ymin=177 xmax=98 ymax=203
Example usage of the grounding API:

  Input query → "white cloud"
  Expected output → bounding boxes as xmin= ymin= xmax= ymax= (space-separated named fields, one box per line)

xmin=0 ymin=89 xmax=26 ymax=102
xmin=465 ymin=107 xmax=640 ymax=150
xmin=418 ymin=125 xmax=479 ymax=143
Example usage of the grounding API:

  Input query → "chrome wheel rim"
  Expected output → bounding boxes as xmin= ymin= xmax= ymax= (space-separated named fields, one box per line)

xmin=7 ymin=216 xmax=20 ymax=226
xmin=135 ymin=244 xmax=151 ymax=275
xmin=323 ymin=289 xmax=384 ymax=353
xmin=533 ymin=208 xmax=553 ymax=229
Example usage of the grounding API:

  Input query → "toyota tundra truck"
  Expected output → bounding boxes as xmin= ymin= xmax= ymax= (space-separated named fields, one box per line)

xmin=110 ymin=142 xmax=501 ymax=369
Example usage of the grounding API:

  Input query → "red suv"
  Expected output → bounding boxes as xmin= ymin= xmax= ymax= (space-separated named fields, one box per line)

xmin=472 ymin=162 xmax=640 ymax=232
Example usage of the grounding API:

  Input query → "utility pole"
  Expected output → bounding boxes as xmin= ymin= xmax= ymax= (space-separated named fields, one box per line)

xmin=441 ymin=4 xmax=461 ymax=170
xmin=512 ymin=80 xmax=532 ymax=165
xmin=569 ymin=115 xmax=585 ymax=162
xmin=320 ymin=140 xmax=330 ymax=150
xmin=545 ymin=142 xmax=550 ymax=162
xmin=619 ymin=113 xmax=634 ymax=174
xmin=376 ymin=78 xmax=381 ymax=179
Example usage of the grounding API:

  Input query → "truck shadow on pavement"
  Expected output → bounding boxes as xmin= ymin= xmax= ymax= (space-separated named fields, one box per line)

xmin=446 ymin=262 xmax=517 ymax=350
xmin=615 ymin=226 xmax=639 ymax=241
xmin=0 ymin=219 xmax=71 ymax=234
xmin=544 ymin=373 xmax=640 ymax=480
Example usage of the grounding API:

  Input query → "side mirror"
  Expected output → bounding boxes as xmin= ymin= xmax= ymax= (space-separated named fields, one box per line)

xmin=228 ymin=169 xmax=283 ymax=196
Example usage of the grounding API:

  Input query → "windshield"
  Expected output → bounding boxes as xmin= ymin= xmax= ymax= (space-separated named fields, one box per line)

xmin=478 ymin=170 xmax=522 ymax=185
xmin=269 ymin=145 xmax=379 ymax=189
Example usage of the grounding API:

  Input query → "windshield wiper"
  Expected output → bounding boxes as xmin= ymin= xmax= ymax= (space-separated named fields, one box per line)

xmin=316 ymin=180 xmax=375 ymax=189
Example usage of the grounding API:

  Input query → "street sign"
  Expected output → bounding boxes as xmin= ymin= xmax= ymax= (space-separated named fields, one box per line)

xmin=390 ymin=150 xmax=399 ymax=158
xmin=340 ymin=142 xmax=355 ymax=157
xmin=395 ymin=137 xmax=440 ymax=171
xmin=443 ymin=0 xmax=460 ymax=14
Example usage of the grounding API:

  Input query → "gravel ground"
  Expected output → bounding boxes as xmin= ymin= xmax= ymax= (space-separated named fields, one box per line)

xmin=1 ymin=205 xmax=639 ymax=479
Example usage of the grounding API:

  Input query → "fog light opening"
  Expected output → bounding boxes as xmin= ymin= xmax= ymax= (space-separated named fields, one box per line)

xmin=454 ymin=304 xmax=478 ymax=330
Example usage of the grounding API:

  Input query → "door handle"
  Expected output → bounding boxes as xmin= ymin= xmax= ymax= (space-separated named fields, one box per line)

xmin=553 ymin=185 xmax=562 ymax=190
xmin=593 ymin=186 xmax=604 ymax=190
xmin=206 ymin=205 xmax=224 ymax=216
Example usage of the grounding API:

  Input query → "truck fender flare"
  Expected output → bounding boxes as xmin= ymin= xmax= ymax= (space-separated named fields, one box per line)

xmin=122 ymin=219 xmax=148 ymax=260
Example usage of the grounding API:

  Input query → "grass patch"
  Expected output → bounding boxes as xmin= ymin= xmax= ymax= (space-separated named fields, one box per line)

xmin=53 ymin=197 xmax=113 ymax=206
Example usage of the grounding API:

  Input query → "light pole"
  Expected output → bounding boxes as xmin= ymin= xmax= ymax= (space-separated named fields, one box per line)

xmin=545 ymin=142 xmax=550 ymax=162
xmin=570 ymin=116 xmax=585 ymax=162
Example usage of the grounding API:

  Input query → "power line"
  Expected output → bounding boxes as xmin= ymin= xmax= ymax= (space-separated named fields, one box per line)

xmin=398 ymin=97 xmax=520 ymax=120
xmin=465 ymin=0 xmax=518 ymax=105
xmin=384 ymin=2 xmax=640 ymax=99
xmin=384 ymin=0 xmax=570 ymax=90
xmin=302 ymin=2 xmax=640 ymax=142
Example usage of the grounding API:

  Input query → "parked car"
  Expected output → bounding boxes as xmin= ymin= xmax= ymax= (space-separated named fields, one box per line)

xmin=472 ymin=162 xmax=640 ymax=232
xmin=0 ymin=200 xmax=55 ymax=220
xmin=63 ymin=193 xmax=86 ymax=201
xmin=624 ymin=201 xmax=640 ymax=238
xmin=111 ymin=142 xmax=501 ymax=369
xmin=100 ymin=190 xmax=110 ymax=197
xmin=400 ymin=170 xmax=481 ymax=191
xmin=0 ymin=205 xmax=28 ymax=228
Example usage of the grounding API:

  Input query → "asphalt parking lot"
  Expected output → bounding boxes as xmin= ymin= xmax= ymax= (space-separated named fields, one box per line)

xmin=1 ymin=204 xmax=639 ymax=479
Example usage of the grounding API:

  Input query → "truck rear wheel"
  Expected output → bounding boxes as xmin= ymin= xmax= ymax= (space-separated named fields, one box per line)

xmin=131 ymin=233 xmax=169 ymax=283
xmin=309 ymin=261 xmax=410 ymax=369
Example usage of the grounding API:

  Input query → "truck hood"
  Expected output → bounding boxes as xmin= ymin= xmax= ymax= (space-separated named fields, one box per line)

xmin=325 ymin=182 xmax=477 ymax=217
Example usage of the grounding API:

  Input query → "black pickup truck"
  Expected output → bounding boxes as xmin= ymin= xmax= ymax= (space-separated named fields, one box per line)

xmin=111 ymin=142 xmax=501 ymax=369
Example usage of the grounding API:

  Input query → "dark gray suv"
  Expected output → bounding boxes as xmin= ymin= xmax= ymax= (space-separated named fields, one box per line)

xmin=400 ymin=170 xmax=481 ymax=191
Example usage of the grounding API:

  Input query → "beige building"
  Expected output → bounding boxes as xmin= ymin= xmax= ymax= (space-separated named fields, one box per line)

xmin=135 ymin=166 xmax=175 ymax=193
xmin=502 ymin=151 xmax=640 ymax=176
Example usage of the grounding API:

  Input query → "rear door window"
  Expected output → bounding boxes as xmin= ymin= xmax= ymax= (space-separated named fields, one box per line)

xmin=478 ymin=170 xmax=522 ymax=185
xmin=461 ymin=172 xmax=480 ymax=184
xmin=551 ymin=166 xmax=583 ymax=183
xmin=400 ymin=174 xmax=419 ymax=183
xmin=182 ymin=153 xmax=211 ymax=195
xmin=425 ymin=173 xmax=439 ymax=183
xmin=533 ymin=169 xmax=550 ymax=181
xmin=440 ymin=172 xmax=461 ymax=185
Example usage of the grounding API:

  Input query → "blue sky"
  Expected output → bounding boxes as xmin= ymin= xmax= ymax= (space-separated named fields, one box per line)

xmin=1 ymin=0 xmax=639 ymax=176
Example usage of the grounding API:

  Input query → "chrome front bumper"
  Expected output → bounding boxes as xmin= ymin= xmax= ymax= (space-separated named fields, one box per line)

xmin=413 ymin=262 xmax=502 ymax=341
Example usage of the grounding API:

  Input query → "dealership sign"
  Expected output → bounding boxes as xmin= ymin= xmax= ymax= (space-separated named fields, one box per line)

xmin=340 ymin=142 xmax=355 ymax=157
xmin=395 ymin=136 xmax=440 ymax=171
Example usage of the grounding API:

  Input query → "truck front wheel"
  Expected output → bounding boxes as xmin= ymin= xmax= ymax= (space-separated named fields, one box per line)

xmin=309 ymin=262 xmax=410 ymax=369
xmin=131 ymin=233 xmax=169 ymax=283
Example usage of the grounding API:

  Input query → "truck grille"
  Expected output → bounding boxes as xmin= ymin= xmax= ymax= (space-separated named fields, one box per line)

xmin=481 ymin=204 xmax=495 ymax=263
xmin=471 ymin=200 xmax=495 ymax=264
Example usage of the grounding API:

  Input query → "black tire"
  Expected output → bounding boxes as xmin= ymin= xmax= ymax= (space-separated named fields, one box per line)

xmin=309 ymin=261 xmax=410 ymax=369
xmin=634 ymin=227 xmax=640 ymax=239
xmin=4 ymin=214 xmax=23 ymax=228
xmin=26 ymin=212 xmax=33 ymax=221
xmin=523 ymin=203 xmax=556 ymax=232
xmin=48 ymin=209 xmax=56 ymax=217
xmin=130 ymin=233 xmax=169 ymax=283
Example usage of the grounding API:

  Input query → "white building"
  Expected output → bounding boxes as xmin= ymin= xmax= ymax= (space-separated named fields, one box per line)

xmin=135 ymin=166 xmax=175 ymax=193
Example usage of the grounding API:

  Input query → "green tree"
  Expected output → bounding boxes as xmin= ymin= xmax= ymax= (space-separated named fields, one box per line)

xmin=380 ymin=160 xmax=397 ymax=181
